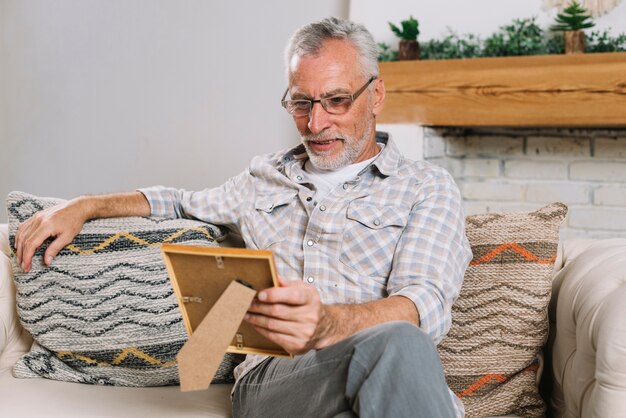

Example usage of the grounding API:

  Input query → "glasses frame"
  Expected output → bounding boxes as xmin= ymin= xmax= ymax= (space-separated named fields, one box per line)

xmin=281 ymin=76 xmax=377 ymax=117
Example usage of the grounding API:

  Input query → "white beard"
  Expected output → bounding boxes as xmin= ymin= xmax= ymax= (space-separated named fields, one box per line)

xmin=303 ymin=116 xmax=374 ymax=170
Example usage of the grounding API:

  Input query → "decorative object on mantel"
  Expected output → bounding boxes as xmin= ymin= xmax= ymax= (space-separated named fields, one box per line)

xmin=543 ymin=0 xmax=622 ymax=17
xmin=378 ymin=15 xmax=625 ymax=61
xmin=389 ymin=15 xmax=420 ymax=60
xmin=551 ymin=1 xmax=595 ymax=54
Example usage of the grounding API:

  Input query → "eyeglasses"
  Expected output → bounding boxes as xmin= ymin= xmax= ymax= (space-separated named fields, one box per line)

xmin=281 ymin=76 xmax=377 ymax=117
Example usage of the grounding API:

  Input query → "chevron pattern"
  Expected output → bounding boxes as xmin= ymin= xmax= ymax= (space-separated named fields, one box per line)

xmin=438 ymin=202 xmax=567 ymax=418
xmin=57 ymin=346 xmax=180 ymax=368
xmin=7 ymin=191 xmax=241 ymax=386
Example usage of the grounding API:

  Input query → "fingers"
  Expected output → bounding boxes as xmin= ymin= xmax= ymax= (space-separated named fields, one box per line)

xmin=14 ymin=202 xmax=84 ymax=272
xmin=251 ymin=324 xmax=311 ymax=355
xmin=16 ymin=214 xmax=52 ymax=272
xmin=44 ymin=232 xmax=73 ymax=266
xmin=246 ymin=310 xmax=317 ymax=355
xmin=244 ymin=281 xmax=324 ymax=354
xmin=257 ymin=280 xmax=312 ymax=306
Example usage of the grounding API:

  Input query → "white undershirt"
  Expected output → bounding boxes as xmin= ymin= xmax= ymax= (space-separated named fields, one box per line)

xmin=304 ymin=144 xmax=384 ymax=199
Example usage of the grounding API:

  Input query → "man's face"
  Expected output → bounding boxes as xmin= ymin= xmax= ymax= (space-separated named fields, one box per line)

xmin=287 ymin=39 xmax=385 ymax=170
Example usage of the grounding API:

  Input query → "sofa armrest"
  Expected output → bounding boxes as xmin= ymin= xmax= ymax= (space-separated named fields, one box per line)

xmin=0 ymin=224 xmax=33 ymax=372
xmin=551 ymin=238 xmax=626 ymax=418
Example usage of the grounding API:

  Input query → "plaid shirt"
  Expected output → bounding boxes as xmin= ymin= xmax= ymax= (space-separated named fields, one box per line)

xmin=140 ymin=133 xmax=471 ymax=416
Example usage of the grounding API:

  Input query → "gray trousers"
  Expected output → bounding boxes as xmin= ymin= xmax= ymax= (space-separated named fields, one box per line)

xmin=232 ymin=321 xmax=456 ymax=418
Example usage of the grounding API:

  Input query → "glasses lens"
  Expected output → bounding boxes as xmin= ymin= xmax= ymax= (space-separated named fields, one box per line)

xmin=285 ymin=100 xmax=311 ymax=116
xmin=322 ymin=96 xmax=353 ymax=115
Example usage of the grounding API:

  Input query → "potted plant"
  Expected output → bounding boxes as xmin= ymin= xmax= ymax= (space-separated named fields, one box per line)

xmin=551 ymin=0 xmax=595 ymax=54
xmin=389 ymin=15 xmax=420 ymax=60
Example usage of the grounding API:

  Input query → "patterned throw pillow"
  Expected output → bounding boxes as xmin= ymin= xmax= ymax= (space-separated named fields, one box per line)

xmin=438 ymin=202 xmax=568 ymax=417
xmin=6 ymin=191 xmax=242 ymax=386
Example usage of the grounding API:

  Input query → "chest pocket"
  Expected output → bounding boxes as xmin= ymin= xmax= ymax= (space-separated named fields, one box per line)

xmin=252 ymin=191 xmax=297 ymax=249
xmin=340 ymin=201 xmax=411 ymax=278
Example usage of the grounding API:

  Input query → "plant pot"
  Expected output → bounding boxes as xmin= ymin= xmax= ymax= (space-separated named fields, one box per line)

xmin=564 ymin=30 xmax=586 ymax=54
xmin=398 ymin=40 xmax=420 ymax=60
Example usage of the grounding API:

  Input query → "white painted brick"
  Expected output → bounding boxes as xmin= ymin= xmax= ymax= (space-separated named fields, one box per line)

xmin=459 ymin=181 xmax=525 ymax=201
xmin=568 ymin=206 xmax=626 ymax=230
xmin=462 ymin=159 xmax=500 ymax=178
xmin=456 ymin=135 xmax=524 ymax=157
xmin=585 ymin=230 xmax=626 ymax=239
xmin=527 ymin=136 xmax=590 ymax=157
xmin=426 ymin=158 xmax=463 ymax=178
xmin=463 ymin=201 xmax=538 ymax=215
xmin=594 ymin=185 xmax=626 ymax=206
xmin=594 ymin=137 xmax=626 ymax=158
xmin=505 ymin=160 xmax=567 ymax=179
xmin=570 ymin=161 xmax=626 ymax=182
xmin=463 ymin=201 xmax=497 ymax=215
xmin=445 ymin=137 xmax=468 ymax=157
xmin=558 ymin=228 xmax=626 ymax=240
xmin=526 ymin=183 xmax=590 ymax=204
xmin=423 ymin=135 xmax=446 ymax=158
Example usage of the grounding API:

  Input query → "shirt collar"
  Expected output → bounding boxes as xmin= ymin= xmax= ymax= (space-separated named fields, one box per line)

xmin=279 ymin=131 xmax=402 ymax=178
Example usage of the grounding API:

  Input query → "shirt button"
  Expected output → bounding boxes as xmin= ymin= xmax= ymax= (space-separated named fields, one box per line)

xmin=342 ymin=183 xmax=349 ymax=190
xmin=306 ymin=196 xmax=312 ymax=202
xmin=320 ymin=205 xmax=326 ymax=211
xmin=307 ymin=239 xmax=315 ymax=247
xmin=296 ymin=175 xmax=303 ymax=181
xmin=307 ymin=276 xmax=314 ymax=283
xmin=373 ymin=219 xmax=381 ymax=226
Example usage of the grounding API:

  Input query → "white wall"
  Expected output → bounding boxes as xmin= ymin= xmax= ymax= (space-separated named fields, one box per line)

xmin=0 ymin=0 xmax=349 ymax=223
xmin=351 ymin=0 xmax=626 ymax=48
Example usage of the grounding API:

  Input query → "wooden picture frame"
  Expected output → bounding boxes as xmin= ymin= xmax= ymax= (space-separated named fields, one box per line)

xmin=161 ymin=244 xmax=290 ymax=358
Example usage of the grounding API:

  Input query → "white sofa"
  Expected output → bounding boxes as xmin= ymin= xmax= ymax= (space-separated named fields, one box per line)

xmin=2 ymin=223 xmax=626 ymax=418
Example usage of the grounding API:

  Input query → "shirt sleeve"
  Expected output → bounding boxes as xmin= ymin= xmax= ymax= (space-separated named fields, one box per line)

xmin=137 ymin=169 xmax=252 ymax=233
xmin=387 ymin=169 xmax=472 ymax=344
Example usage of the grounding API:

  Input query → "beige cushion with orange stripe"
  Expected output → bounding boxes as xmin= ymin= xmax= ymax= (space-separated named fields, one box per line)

xmin=438 ymin=203 xmax=567 ymax=418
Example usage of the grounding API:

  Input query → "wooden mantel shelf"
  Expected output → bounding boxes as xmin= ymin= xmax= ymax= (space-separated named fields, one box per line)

xmin=378 ymin=52 xmax=626 ymax=127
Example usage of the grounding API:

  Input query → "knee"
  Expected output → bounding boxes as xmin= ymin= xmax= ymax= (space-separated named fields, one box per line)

xmin=361 ymin=321 xmax=437 ymax=363
xmin=380 ymin=321 xmax=435 ymax=355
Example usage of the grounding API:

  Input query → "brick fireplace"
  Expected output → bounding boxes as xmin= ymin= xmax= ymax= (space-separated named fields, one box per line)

xmin=388 ymin=126 xmax=626 ymax=239
xmin=376 ymin=53 xmax=626 ymax=239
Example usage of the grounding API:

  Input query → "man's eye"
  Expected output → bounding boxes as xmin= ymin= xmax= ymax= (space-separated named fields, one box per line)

xmin=326 ymin=96 xmax=351 ymax=106
xmin=292 ymin=101 xmax=310 ymax=109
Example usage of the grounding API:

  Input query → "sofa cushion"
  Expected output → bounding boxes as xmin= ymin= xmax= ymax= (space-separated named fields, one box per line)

xmin=438 ymin=202 xmax=567 ymax=418
xmin=6 ymin=191 xmax=242 ymax=386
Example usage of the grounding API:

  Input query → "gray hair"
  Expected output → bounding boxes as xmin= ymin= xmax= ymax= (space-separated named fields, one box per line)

xmin=284 ymin=17 xmax=379 ymax=81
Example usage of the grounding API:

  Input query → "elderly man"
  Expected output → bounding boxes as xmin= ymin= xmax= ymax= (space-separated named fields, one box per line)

xmin=16 ymin=17 xmax=471 ymax=418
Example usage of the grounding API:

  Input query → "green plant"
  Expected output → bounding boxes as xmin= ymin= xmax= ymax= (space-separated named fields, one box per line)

xmin=482 ymin=17 xmax=548 ymax=57
xmin=376 ymin=15 xmax=625 ymax=62
xmin=586 ymin=29 xmax=626 ymax=52
xmin=551 ymin=1 xmax=595 ymax=31
xmin=377 ymin=42 xmax=399 ymax=61
xmin=545 ymin=33 xmax=566 ymax=54
xmin=421 ymin=31 xmax=482 ymax=60
xmin=389 ymin=15 xmax=419 ymax=41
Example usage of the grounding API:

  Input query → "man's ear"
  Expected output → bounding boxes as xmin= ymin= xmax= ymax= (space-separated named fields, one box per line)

xmin=372 ymin=77 xmax=386 ymax=117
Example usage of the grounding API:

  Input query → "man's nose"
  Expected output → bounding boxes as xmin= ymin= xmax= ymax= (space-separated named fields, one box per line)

xmin=307 ymin=102 xmax=332 ymax=134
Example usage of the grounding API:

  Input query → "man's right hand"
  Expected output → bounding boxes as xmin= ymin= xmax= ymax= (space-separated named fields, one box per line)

xmin=15 ymin=197 xmax=90 ymax=272
xmin=14 ymin=191 xmax=151 ymax=272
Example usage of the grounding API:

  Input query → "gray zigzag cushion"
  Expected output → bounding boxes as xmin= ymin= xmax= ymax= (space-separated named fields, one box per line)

xmin=7 ymin=191 xmax=243 ymax=386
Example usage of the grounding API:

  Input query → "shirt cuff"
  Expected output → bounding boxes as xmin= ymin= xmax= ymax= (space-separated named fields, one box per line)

xmin=392 ymin=285 xmax=449 ymax=344
xmin=137 ymin=186 xmax=182 ymax=219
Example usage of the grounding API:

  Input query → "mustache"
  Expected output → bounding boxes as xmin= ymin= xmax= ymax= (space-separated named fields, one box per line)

xmin=304 ymin=132 xmax=348 ymax=143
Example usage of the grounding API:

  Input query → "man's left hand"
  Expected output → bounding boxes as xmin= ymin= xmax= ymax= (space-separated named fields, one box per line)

xmin=244 ymin=278 xmax=334 ymax=355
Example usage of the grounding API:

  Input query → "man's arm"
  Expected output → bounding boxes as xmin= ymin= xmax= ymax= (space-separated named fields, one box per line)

xmin=245 ymin=278 xmax=419 ymax=355
xmin=15 ymin=192 xmax=150 ymax=272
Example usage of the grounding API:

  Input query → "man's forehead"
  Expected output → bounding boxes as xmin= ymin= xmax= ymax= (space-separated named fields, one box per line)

xmin=287 ymin=42 xmax=360 ymax=94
